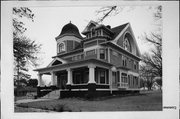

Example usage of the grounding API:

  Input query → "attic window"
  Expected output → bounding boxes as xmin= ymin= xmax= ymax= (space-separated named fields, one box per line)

xmin=123 ymin=37 xmax=130 ymax=52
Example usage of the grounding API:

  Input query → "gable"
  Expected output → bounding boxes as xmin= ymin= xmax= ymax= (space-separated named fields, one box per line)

xmin=82 ymin=20 xmax=98 ymax=34
xmin=112 ymin=24 xmax=141 ymax=57
xmin=47 ymin=57 xmax=67 ymax=67
xmin=52 ymin=60 xmax=62 ymax=66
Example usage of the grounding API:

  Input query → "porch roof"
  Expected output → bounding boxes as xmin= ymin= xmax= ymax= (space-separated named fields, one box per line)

xmin=34 ymin=58 xmax=113 ymax=73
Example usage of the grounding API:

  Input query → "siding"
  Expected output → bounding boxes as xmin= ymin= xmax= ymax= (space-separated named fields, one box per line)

xmin=84 ymin=40 xmax=97 ymax=48
xmin=110 ymin=49 xmax=122 ymax=66
xmin=109 ymin=48 xmax=139 ymax=73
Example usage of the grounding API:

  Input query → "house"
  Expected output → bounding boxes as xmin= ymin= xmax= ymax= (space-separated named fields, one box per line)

xmin=34 ymin=20 xmax=141 ymax=98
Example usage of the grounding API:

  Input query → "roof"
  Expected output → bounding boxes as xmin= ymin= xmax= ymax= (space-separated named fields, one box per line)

xmin=34 ymin=59 xmax=113 ymax=72
xmin=111 ymin=23 xmax=129 ymax=39
xmin=56 ymin=22 xmax=83 ymax=39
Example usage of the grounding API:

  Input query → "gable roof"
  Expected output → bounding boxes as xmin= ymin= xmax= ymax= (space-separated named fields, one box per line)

xmin=111 ymin=23 xmax=129 ymax=39
xmin=47 ymin=57 xmax=67 ymax=67
xmin=82 ymin=20 xmax=98 ymax=34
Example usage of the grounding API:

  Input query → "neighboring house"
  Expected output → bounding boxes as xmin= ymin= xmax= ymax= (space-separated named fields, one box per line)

xmin=34 ymin=20 xmax=141 ymax=98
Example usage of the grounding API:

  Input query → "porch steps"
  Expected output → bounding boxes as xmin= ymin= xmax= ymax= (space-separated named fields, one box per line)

xmin=41 ymin=90 xmax=60 ymax=99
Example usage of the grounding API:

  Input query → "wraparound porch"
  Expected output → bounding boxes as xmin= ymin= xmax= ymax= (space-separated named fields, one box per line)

xmin=34 ymin=59 xmax=114 ymax=97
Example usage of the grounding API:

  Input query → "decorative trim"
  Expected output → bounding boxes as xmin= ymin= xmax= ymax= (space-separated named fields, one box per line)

xmin=47 ymin=57 xmax=67 ymax=67
xmin=113 ymin=23 xmax=129 ymax=43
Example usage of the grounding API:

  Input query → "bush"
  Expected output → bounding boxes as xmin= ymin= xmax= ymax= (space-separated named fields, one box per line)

xmin=54 ymin=104 xmax=72 ymax=112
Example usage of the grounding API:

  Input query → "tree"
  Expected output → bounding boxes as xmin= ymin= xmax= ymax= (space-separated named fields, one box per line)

xmin=95 ymin=6 xmax=118 ymax=23
xmin=140 ymin=63 xmax=157 ymax=90
xmin=28 ymin=79 xmax=38 ymax=87
xmin=13 ymin=7 xmax=41 ymax=86
xmin=153 ymin=77 xmax=162 ymax=90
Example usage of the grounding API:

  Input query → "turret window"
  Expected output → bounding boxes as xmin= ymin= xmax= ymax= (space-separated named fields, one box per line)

xmin=58 ymin=42 xmax=65 ymax=53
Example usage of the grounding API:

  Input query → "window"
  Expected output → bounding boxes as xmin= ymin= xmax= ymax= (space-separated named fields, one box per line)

xmin=73 ymin=73 xmax=81 ymax=84
xmin=97 ymin=30 xmax=102 ymax=36
xmin=96 ymin=69 xmax=108 ymax=84
xmin=134 ymin=61 xmax=138 ymax=70
xmin=122 ymin=56 xmax=127 ymax=67
xmin=100 ymin=49 xmax=105 ymax=59
xmin=86 ymin=50 xmax=95 ymax=56
xmin=121 ymin=73 xmax=127 ymax=84
xmin=58 ymin=43 xmax=65 ymax=53
xmin=73 ymin=71 xmax=88 ymax=84
xmin=123 ymin=37 xmax=130 ymax=51
xmin=134 ymin=76 xmax=138 ymax=86
xmin=92 ymin=28 xmax=95 ymax=37
xmin=100 ymin=70 xmax=106 ymax=84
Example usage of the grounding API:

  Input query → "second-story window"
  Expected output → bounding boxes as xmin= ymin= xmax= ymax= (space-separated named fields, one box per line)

xmin=100 ymin=49 xmax=105 ymax=59
xmin=134 ymin=61 xmax=138 ymax=70
xmin=122 ymin=55 xmax=127 ymax=67
xmin=59 ymin=42 xmax=65 ymax=53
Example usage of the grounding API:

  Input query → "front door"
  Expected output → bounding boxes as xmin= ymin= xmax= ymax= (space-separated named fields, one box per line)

xmin=60 ymin=74 xmax=67 ymax=89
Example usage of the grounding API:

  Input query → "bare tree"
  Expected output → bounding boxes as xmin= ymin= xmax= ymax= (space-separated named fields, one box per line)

xmin=95 ymin=6 xmax=121 ymax=23
xmin=96 ymin=5 xmax=162 ymax=90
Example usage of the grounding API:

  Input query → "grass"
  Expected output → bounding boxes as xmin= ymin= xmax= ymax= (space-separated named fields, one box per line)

xmin=15 ymin=92 xmax=36 ymax=101
xmin=15 ymin=90 xmax=162 ymax=112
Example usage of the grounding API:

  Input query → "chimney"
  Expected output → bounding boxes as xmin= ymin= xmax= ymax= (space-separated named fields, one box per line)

xmin=106 ymin=25 xmax=111 ymax=29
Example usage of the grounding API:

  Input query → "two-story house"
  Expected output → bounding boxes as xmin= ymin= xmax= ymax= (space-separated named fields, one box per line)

xmin=34 ymin=20 xmax=141 ymax=98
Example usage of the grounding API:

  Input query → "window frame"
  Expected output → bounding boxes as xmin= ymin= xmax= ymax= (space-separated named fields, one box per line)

xmin=99 ymin=49 xmax=106 ymax=60
xmin=123 ymin=37 xmax=130 ymax=52
xmin=58 ymin=42 xmax=65 ymax=53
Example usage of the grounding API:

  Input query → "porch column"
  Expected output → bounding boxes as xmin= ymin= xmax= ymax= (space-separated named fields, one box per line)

xmin=66 ymin=68 xmax=72 ymax=85
xmin=37 ymin=73 xmax=43 ymax=87
xmin=109 ymin=69 xmax=112 ymax=94
xmin=88 ymin=64 xmax=96 ymax=84
xmin=88 ymin=64 xmax=96 ymax=98
xmin=51 ymin=71 xmax=57 ymax=86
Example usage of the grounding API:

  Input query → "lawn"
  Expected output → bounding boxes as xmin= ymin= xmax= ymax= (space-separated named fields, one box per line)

xmin=15 ymin=90 xmax=162 ymax=112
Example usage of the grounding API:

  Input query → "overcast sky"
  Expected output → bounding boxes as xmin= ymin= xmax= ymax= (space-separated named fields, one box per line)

xmin=21 ymin=6 xmax=160 ymax=79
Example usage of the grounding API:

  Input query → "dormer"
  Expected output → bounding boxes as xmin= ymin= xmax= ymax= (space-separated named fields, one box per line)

xmin=55 ymin=22 xmax=83 ymax=54
xmin=82 ymin=20 xmax=114 ymax=41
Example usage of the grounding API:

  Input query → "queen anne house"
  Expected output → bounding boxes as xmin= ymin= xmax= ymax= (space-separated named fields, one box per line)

xmin=34 ymin=20 xmax=141 ymax=98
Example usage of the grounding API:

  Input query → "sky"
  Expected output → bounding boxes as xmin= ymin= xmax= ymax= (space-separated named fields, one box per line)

xmin=21 ymin=6 xmax=160 ymax=80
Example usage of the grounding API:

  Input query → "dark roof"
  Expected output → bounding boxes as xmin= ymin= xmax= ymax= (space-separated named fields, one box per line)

xmin=111 ymin=23 xmax=129 ymax=39
xmin=56 ymin=22 xmax=83 ymax=39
